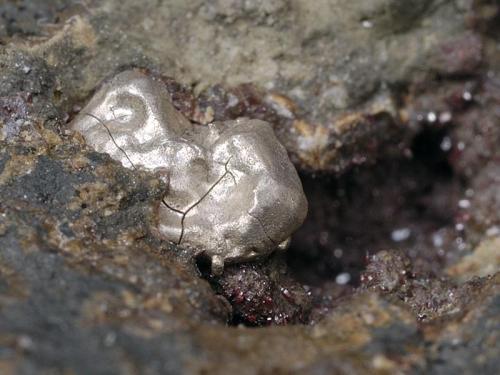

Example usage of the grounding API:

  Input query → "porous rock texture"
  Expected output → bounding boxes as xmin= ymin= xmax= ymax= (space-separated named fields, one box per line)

xmin=0 ymin=0 xmax=499 ymax=374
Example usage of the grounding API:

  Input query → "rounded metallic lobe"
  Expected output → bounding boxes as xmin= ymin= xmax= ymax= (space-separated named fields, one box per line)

xmin=70 ymin=70 xmax=308 ymax=273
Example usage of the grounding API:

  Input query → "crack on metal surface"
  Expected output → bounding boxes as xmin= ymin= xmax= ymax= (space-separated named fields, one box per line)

xmin=247 ymin=211 xmax=277 ymax=246
xmin=161 ymin=199 xmax=184 ymax=215
xmin=175 ymin=157 xmax=235 ymax=245
xmin=85 ymin=113 xmax=136 ymax=169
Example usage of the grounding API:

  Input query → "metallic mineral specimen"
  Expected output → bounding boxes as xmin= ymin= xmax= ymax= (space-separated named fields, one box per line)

xmin=70 ymin=70 xmax=308 ymax=274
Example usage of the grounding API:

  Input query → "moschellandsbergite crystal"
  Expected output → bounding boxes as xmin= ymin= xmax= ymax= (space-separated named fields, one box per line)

xmin=70 ymin=70 xmax=307 ymax=274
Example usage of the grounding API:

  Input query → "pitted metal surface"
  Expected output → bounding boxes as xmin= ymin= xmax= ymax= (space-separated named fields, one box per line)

xmin=70 ymin=70 xmax=308 ymax=273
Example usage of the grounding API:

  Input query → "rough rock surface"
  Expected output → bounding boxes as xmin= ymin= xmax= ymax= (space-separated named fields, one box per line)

xmin=0 ymin=0 xmax=499 ymax=374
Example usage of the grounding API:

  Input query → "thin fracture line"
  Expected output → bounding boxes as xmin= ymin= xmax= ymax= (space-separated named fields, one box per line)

xmin=247 ymin=211 xmax=277 ymax=246
xmin=161 ymin=198 xmax=184 ymax=215
xmin=177 ymin=157 xmax=234 ymax=245
xmin=84 ymin=113 xmax=136 ymax=169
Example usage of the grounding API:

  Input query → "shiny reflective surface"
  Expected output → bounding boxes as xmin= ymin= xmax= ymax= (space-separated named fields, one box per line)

xmin=71 ymin=70 xmax=308 ymax=274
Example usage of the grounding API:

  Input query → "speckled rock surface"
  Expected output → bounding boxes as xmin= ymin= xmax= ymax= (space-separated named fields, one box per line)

xmin=0 ymin=0 xmax=499 ymax=374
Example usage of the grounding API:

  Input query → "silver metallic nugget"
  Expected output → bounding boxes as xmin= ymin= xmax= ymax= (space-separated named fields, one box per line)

xmin=70 ymin=70 xmax=307 ymax=274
